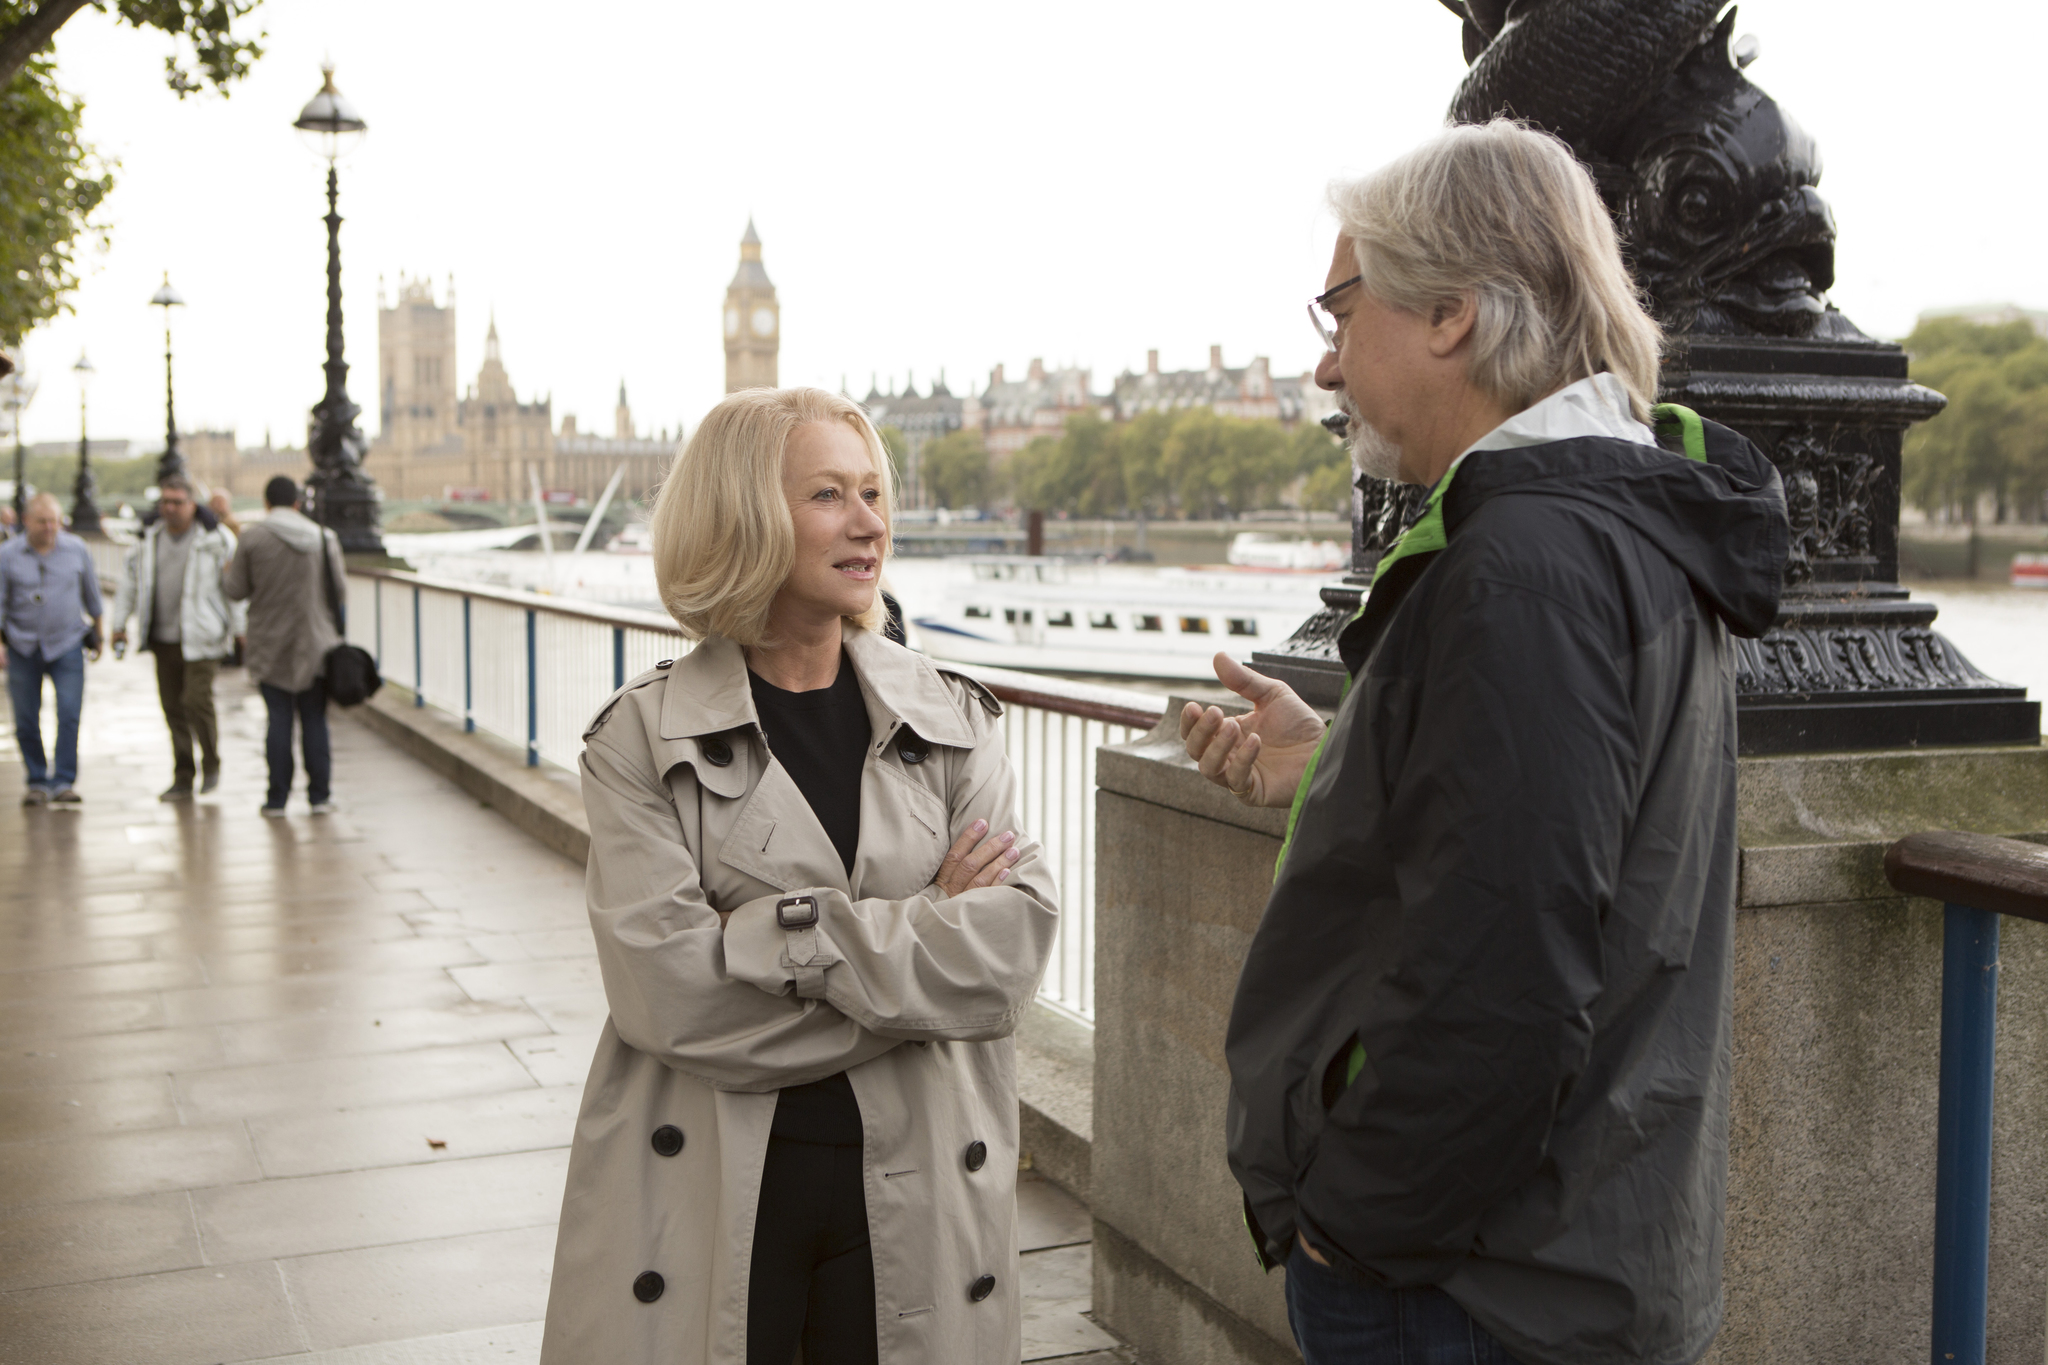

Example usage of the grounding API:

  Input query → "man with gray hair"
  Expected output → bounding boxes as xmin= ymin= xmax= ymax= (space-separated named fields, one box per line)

xmin=2 ymin=493 xmax=103 ymax=806
xmin=111 ymin=473 xmax=242 ymax=801
xmin=1181 ymin=122 xmax=1789 ymax=1363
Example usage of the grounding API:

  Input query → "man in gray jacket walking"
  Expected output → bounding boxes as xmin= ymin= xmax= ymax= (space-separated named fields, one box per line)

xmin=111 ymin=474 xmax=242 ymax=801
xmin=223 ymin=476 xmax=345 ymax=816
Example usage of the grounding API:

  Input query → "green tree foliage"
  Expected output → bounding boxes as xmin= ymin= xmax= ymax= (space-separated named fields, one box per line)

xmin=877 ymin=424 xmax=909 ymax=488
xmin=0 ymin=55 xmax=107 ymax=346
xmin=1901 ymin=318 xmax=2048 ymax=523
xmin=0 ymin=0 xmax=267 ymax=344
xmin=919 ymin=428 xmax=993 ymax=512
xmin=921 ymin=407 xmax=1348 ymax=519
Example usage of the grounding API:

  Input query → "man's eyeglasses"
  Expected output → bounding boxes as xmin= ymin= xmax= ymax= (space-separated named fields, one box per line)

xmin=1309 ymin=274 xmax=1362 ymax=353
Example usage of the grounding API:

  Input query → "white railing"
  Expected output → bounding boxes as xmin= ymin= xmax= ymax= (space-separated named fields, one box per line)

xmin=345 ymin=568 xmax=1166 ymax=1022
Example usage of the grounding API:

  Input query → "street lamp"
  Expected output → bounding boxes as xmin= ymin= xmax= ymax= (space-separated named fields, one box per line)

xmin=2 ymin=356 xmax=33 ymax=531
xmin=292 ymin=61 xmax=383 ymax=554
xmin=71 ymin=351 xmax=102 ymax=536
xmin=151 ymin=272 xmax=185 ymax=484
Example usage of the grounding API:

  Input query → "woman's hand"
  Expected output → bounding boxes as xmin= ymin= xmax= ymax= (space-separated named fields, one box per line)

xmin=933 ymin=818 xmax=1019 ymax=898
xmin=1181 ymin=653 xmax=1327 ymax=807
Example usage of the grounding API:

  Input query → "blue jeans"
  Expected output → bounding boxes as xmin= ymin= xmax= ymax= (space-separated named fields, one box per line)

xmin=7 ymin=643 xmax=85 ymax=790
xmin=1286 ymin=1244 xmax=1527 ymax=1365
xmin=259 ymin=681 xmax=331 ymax=807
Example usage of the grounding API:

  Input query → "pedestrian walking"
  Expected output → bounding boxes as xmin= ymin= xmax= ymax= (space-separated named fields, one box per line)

xmin=540 ymin=387 xmax=1058 ymax=1365
xmin=2 ymin=493 xmax=104 ymax=807
xmin=222 ymin=476 xmax=344 ymax=816
xmin=1181 ymin=122 xmax=1790 ymax=1365
xmin=110 ymin=473 xmax=242 ymax=801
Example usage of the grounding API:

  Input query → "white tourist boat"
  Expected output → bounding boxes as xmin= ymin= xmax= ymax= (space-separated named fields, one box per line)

xmin=1226 ymin=531 xmax=1348 ymax=572
xmin=895 ymin=556 xmax=1334 ymax=681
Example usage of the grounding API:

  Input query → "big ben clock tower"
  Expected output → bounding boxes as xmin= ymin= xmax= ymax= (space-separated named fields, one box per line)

xmin=723 ymin=219 xmax=779 ymax=392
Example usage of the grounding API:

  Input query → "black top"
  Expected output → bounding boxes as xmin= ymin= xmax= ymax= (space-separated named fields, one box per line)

xmin=749 ymin=652 xmax=872 ymax=1147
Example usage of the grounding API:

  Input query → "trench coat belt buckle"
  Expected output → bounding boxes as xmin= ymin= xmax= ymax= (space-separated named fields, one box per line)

xmin=777 ymin=895 xmax=827 ymax=997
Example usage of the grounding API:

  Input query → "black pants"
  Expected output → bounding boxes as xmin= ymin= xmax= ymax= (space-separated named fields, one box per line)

xmin=748 ymin=1138 xmax=877 ymax=1365
xmin=260 ymin=681 xmax=331 ymax=807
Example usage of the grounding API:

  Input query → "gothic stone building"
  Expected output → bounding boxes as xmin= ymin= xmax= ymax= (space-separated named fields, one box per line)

xmin=1111 ymin=346 xmax=1332 ymax=427
xmin=365 ymin=275 xmax=672 ymax=507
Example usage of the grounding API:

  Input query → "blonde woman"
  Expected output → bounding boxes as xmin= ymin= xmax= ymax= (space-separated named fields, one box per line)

xmin=541 ymin=387 xmax=1058 ymax=1365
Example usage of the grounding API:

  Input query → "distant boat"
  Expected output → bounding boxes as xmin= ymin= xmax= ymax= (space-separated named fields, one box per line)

xmin=2014 ymin=553 xmax=2048 ymax=589
xmin=904 ymin=556 xmax=1333 ymax=681
xmin=606 ymin=523 xmax=654 ymax=555
xmin=1225 ymin=531 xmax=1347 ymax=572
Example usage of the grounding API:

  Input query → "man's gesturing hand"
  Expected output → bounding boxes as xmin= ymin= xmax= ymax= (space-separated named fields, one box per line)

xmin=1180 ymin=653 xmax=1326 ymax=807
xmin=933 ymin=818 xmax=1020 ymax=897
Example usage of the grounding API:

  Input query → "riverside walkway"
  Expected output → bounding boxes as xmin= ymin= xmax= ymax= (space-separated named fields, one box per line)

xmin=0 ymin=653 xmax=1124 ymax=1364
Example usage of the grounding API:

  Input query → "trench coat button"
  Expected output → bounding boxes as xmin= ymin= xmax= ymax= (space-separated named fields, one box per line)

xmin=969 ymin=1274 xmax=996 ymax=1303
xmin=898 ymin=736 xmax=930 ymax=765
xmin=633 ymin=1271 xmax=665 ymax=1303
xmin=701 ymin=736 xmax=733 ymax=767
xmin=651 ymin=1124 xmax=684 ymax=1157
xmin=656 ymin=659 xmax=674 ymax=669
xmin=964 ymin=1140 xmax=987 ymax=1172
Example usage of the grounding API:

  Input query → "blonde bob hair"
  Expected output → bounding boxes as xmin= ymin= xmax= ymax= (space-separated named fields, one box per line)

xmin=651 ymin=386 xmax=895 ymax=644
xmin=1329 ymin=119 xmax=1662 ymax=423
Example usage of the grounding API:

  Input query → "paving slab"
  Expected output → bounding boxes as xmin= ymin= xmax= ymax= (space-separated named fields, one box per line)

xmin=0 ymin=639 xmax=1135 ymax=1361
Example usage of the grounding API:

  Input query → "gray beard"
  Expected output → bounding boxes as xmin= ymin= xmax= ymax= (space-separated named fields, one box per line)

xmin=1342 ymin=398 xmax=1406 ymax=483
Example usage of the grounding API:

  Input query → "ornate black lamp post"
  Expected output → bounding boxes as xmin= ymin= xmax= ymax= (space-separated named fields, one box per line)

xmin=1257 ymin=4 xmax=2036 ymax=752
xmin=150 ymin=273 xmax=185 ymax=483
xmin=70 ymin=351 xmax=101 ymax=536
xmin=3 ymin=357 xmax=30 ymax=530
xmin=292 ymin=62 xmax=384 ymax=554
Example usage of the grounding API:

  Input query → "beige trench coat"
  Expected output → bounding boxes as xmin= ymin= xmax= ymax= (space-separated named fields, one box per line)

xmin=540 ymin=626 xmax=1059 ymax=1365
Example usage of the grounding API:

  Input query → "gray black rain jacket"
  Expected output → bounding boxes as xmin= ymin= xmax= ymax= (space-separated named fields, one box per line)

xmin=1225 ymin=393 xmax=1788 ymax=1365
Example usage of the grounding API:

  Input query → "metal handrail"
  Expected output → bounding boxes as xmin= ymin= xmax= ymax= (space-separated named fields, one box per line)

xmin=1882 ymin=830 xmax=2048 ymax=1365
xmin=349 ymin=564 xmax=678 ymax=633
xmin=341 ymin=566 xmax=1166 ymax=1021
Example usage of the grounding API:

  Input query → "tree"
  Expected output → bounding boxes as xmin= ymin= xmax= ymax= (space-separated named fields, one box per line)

xmin=1901 ymin=318 xmax=2048 ymax=523
xmin=1287 ymin=421 xmax=1351 ymax=513
xmin=0 ymin=0 xmax=267 ymax=344
xmin=1118 ymin=409 xmax=1174 ymax=518
xmin=877 ymin=424 xmax=909 ymax=488
xmin=920 ymin=428 xmax=992 ymax=512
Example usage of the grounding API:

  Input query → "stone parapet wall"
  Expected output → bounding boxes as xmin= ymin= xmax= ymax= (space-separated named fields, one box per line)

xmin=1092 ymin=713 xmax=2048 ymax=1364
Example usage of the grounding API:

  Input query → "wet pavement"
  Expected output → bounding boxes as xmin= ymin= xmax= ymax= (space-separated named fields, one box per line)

xmin=0 ymin=651 xmax=1125 ymax=1363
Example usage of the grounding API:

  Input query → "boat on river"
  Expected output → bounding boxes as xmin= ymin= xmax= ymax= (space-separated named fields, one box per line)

xmin=2013 ymin=553 xmax=2048 ymax=589
xmin=1226 ymin=531 xmax=1347 ymax=572
xmin=898 ymin=556 xmax=1332 ymax=681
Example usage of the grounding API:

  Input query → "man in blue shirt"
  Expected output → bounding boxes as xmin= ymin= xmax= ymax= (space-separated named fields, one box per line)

xmin=2 ymin=494 xmax=104 ymax=807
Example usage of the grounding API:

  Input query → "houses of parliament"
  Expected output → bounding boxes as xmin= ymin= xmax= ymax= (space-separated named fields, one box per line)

xmin=360 ymin=223 xmax=778 ymax=506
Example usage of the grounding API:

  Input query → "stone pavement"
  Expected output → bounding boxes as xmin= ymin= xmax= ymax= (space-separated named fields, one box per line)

xmin=0 ymin=651 xmax=1128 ymax=1364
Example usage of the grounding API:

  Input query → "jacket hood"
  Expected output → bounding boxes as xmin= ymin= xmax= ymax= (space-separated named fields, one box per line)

xmin=1444 ymin=419 xmax=1789 ymax=638
xmin=259 ymin=506 xmax=324 ymax=553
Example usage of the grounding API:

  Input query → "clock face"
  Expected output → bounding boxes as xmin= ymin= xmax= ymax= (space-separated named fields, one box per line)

xmin=724 ymin=308 xmax=740 ymax=339
xmin=751 ymin=307 xmax=776 ymax=337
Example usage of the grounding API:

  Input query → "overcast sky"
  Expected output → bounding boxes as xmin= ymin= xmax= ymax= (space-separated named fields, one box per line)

xmin=9 ymin=0 xmax=2045 ymax=450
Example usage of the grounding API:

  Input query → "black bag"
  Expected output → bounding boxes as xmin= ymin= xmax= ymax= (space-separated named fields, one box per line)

xmin=319 ymin=534 xmax=381 ymax=707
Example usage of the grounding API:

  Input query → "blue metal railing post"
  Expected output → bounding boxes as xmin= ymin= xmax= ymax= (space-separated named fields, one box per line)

xmin=462 ymin=596 xmax=474 ymax=733
xmin=613 ymin=626 xmax=625 ymax=691
xmin=1931 ymin=902 xmax=2000 ymax=1365
xmin=525 ymin=607 xmax=539 ymax=767
xmin=412 ymin=585 xmax=424 ymax=707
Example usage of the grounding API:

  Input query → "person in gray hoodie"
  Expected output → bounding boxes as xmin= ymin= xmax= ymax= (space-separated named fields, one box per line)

xmin=222 ymin=476 xmax=346 ymax=815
